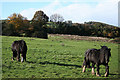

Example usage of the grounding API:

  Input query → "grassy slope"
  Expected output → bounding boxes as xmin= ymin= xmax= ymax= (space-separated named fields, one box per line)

xmin=1 ymin=35 xmax=119 ymax=78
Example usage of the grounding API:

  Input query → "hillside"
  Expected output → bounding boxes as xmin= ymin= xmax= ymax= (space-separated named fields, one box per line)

xmin=1 ymin=19 xmax=120 ymax=38
xmin=85 ymin=21 xmax=117 ymax=28
xmin=46 ymin=21 xmax=120 ymax=38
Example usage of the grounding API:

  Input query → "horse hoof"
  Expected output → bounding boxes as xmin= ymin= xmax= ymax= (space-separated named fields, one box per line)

xmin=92 ymin=72 xmax=95 ymax=75
xmin=96 ymin=74 xmax=101 ymax=77
xmin=104 ymin=74 xmax=108 ymax=77
xmin=82 ymin=69 xmax=85 ymax=72
xmin=11 ymin=59 xmax=14 ymax=61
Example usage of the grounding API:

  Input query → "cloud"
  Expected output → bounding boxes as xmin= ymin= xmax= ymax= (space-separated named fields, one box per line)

xmin=90 ymin=0 xmax=118 ymax=26
xmin=20 ymin=0 xmax=119 ymax=26
xmin=54 ymin=3 xmax=93 ymax=23
xmin=20 ymin=0 xmax=63 ymax=19
xmin=41 ymin=0 xmax=63 ymax=16
xmin=50 ymin=0 xmax=118 ymax=26
xmin=20 ymin=8 xmax=37 ymax=20
xmin=56 ymin=0 xmax=118 ymax=26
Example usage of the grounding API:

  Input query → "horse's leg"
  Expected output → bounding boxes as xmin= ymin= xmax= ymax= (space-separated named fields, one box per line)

xmin=82 ymin=65 xmax=86 ymax=72
xmin=104 ymin=64 xmax=109 ymax=77
xmin=17 ymin=51 xmax=20 ymax=61
xmin=96 ymin=63 xmax=101 ymax=76
xmin=82 ymin=59 xmax=87 ymax=72
xmin=87 ymin=61 xmax=91 ymax=68
xmin=21 ymin=53 xmax=24 ymax=62
xmin=12 ymin=51 xmax=16 ymax=61
xmin=23 ymin=53 xmax=26 ymax=62
xmin=91 ymin=63 xmax=95 ymax=75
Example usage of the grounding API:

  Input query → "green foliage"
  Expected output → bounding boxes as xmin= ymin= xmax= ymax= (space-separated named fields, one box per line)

xmin=85 ymin=21 xmax=120 ymax=38
xmin=32 ymin=10 xmax=49 ymax=23
xmin=1 ymin=11 xmax=120 ymax=38
xmin=2 ymin=11 xmax=48 ymax=39
xmin=26 ymin=10 xmax=48 ymax=39
xmin=2 ymin=21 xmax=20 ymax=36
xmin=46 ymin=21 xmax=120 ymax=38
xmin=2 ymin=13 xmax=29 ymax=37
xmin=1 ymin=35 xmax=119 ymax=78
xmin=32 ymin=30 xmax=48 ymax=39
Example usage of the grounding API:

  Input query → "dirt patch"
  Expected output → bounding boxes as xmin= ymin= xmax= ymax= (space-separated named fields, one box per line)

xmin=49 ymin=34 xmax=111 ymax=42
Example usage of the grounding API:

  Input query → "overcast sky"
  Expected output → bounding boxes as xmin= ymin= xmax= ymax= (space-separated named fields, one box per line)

xmin=1 ymin=0 xmax=119 ymax=26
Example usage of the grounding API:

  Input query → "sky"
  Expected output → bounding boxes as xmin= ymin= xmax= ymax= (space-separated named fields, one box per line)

xmin=0 ymin=0 xmax=119 ymax=26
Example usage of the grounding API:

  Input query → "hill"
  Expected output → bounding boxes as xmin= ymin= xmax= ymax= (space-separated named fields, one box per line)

xmin=1 ymin=19 xmax=120 ymax=38
xmin=46 ymin=21 xmax=120 ymax=38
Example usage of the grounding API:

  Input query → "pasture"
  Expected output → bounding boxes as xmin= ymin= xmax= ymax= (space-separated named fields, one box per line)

xmin=1 ymin=34 xmax=119 ymax=78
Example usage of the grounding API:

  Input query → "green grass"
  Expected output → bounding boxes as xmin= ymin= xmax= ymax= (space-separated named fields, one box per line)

xmin=1 ymin=35 xmax=119 ymax=78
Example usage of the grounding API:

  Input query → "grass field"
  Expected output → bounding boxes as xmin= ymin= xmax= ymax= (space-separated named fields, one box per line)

xmin=1 ymin=34 xmax=119 ymax=78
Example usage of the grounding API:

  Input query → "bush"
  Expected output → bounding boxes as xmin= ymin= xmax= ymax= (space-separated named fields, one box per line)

xmin=32 ymin=30 xmax=48 ymax=39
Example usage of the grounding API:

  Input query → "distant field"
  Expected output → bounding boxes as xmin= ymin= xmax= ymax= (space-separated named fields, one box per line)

xmin=1 ymin=34 xmax=119 ymax=78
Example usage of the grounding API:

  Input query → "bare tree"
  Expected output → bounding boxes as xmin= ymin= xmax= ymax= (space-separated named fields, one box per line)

xmin=50 ymin=13 xmax=64 ymax=22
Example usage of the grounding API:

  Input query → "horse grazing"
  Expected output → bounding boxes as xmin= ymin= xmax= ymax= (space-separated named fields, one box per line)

xmin=11 ymin=40 xmax=27 ymax=62
xmin=82 ymin=46 xmax=111 ymax=77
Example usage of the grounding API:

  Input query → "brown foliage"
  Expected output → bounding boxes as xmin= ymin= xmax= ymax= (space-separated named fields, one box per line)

xmin=7 ymin=13 xmax=29 ymax=34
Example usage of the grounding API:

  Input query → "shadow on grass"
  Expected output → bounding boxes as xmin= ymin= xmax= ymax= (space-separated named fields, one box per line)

xmin=40 ymin=61 xmax=82 ymax=68
xmin=26 ymin=61 xmax=82 ymax=68
xmin=109 ymin=73 xmax=120 ymax=76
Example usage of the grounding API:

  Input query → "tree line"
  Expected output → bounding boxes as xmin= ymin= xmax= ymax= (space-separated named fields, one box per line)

xmin=1 ymin=10 xmax=120 ymax=39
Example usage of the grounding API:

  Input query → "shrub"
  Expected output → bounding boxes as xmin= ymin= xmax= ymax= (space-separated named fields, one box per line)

xmin=32 ymin=30 xmax=48 ymax=39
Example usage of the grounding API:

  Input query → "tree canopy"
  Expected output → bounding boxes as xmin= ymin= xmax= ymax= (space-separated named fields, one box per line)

xmin=32 ymin=10 xmax=49 ymax=23
xmin=1 ymin=10 xmax=120 ymax=39
xmin=50 ymin=13 xmax=64 ymax=22
xmin=4 ymin=13 xmax=29 ymax=36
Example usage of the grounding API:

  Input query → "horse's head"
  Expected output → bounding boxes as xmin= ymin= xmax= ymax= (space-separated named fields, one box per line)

xmin=100 ymin=46 xmax=111 ymax=63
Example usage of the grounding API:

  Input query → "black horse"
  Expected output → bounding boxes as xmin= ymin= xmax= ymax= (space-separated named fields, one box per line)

xmin=82 ymin=46 xmax=111 ymax=77
xmin=11 ymin=40 xmax=27 ymax=62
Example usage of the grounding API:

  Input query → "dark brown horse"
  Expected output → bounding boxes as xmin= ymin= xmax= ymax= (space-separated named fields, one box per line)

xmin=11 ymin=40 xmax=27 ymax=62
xmin=82 ymin=46 xmax=111 ymax=77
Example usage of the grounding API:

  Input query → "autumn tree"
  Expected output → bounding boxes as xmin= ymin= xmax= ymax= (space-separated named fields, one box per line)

xmin=7 ymin=13 xmax=29 ymax=36
xmin=2 ymin=20 xmax=17 ymax=36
